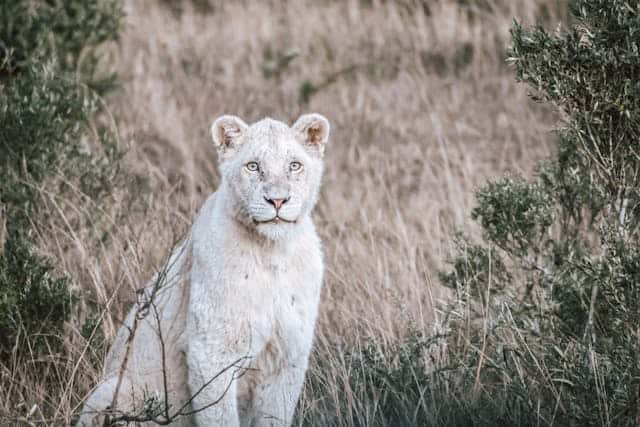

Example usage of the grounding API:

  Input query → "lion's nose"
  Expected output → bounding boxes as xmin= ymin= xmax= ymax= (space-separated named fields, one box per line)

xmin=265 ymin=197 xmax=288 ymax=211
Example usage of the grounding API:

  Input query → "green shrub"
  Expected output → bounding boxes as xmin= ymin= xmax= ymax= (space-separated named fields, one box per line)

xmin=0 ymin=0 xmax=122 ymax=361
xmin=0 ymin=0 xmax=123 ymax=90
xmin=437 ymin=0 xmax=640 ymax=425
xmin=0 ymin=234 xmax=74 ymax=355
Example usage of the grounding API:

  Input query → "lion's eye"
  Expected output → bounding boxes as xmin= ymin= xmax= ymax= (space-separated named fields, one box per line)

xmin=245 ymin=161 xmax=259 ymax=172
xmin=290 ymin=161 xmax=303 ymax=172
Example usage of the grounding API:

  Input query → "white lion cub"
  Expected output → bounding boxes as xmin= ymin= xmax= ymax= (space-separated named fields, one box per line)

xmin=77 ymin=114 xmax=330 ymax=426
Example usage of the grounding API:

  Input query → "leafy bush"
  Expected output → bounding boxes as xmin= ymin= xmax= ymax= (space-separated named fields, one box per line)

xmin=437 ymin=0 xmax=640 ymax=425
xmin=0 ymin=235 xmax=74 ymax=355
xmin=0 ymin=0 xmax=122 ymax=360
xmin=0 ymin=0 xmax=122 ymax=90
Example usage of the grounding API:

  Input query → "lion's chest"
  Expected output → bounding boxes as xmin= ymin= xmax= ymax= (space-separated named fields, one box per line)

xmin=230 ymin=253 xmax=320 ymax=353
xmin=188 ymin=216 xmax=324 ymax=376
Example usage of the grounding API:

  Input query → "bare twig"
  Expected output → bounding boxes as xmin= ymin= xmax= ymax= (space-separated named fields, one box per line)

xmin=103 ymin=356 xmax=251 ymax=425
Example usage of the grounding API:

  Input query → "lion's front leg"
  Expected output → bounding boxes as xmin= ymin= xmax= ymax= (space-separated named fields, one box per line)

xmin=186 ymin=334 xmax=248 ymax=427
xmin=250 ymin=357 xmax=309 ymax=427
xmin=186 ymin=294 xmax=253 ymax=427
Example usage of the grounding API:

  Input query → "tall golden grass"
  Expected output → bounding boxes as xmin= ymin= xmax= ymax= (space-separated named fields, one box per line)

xmin=1 ymin=0 xmax=566 ymax=424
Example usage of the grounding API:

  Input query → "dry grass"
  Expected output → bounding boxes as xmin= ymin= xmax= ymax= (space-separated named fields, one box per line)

xmin=113 ymin=0 xmax=558 ymax=337
xmin=2 ymin=0 xmax=567 ymax=424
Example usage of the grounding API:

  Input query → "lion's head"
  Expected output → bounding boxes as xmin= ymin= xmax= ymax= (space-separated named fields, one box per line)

xmin=211 ymin=114 xmax=330 ymax=240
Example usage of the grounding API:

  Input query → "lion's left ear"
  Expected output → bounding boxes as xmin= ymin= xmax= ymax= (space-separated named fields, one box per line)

xmin=292 ymin=113 xmax=330 ymax=157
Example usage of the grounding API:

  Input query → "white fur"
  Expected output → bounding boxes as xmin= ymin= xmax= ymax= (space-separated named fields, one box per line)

xmin=77 ymin=114 xmax=330 ymax=426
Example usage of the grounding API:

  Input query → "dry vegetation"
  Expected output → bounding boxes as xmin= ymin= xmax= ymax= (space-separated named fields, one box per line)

xmin=2 ymin=0 xmax=568 ymax=424
xmin=111 ymin=0 xmax=560 ymax=338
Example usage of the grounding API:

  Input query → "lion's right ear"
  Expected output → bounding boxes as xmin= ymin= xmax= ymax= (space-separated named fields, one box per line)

xmin=211 ymin=115 xmax=249 ymax=161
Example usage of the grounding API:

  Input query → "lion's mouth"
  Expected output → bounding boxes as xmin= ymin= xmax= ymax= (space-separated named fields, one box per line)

xmin=254 ymin=216 xmax=296 ymax=225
